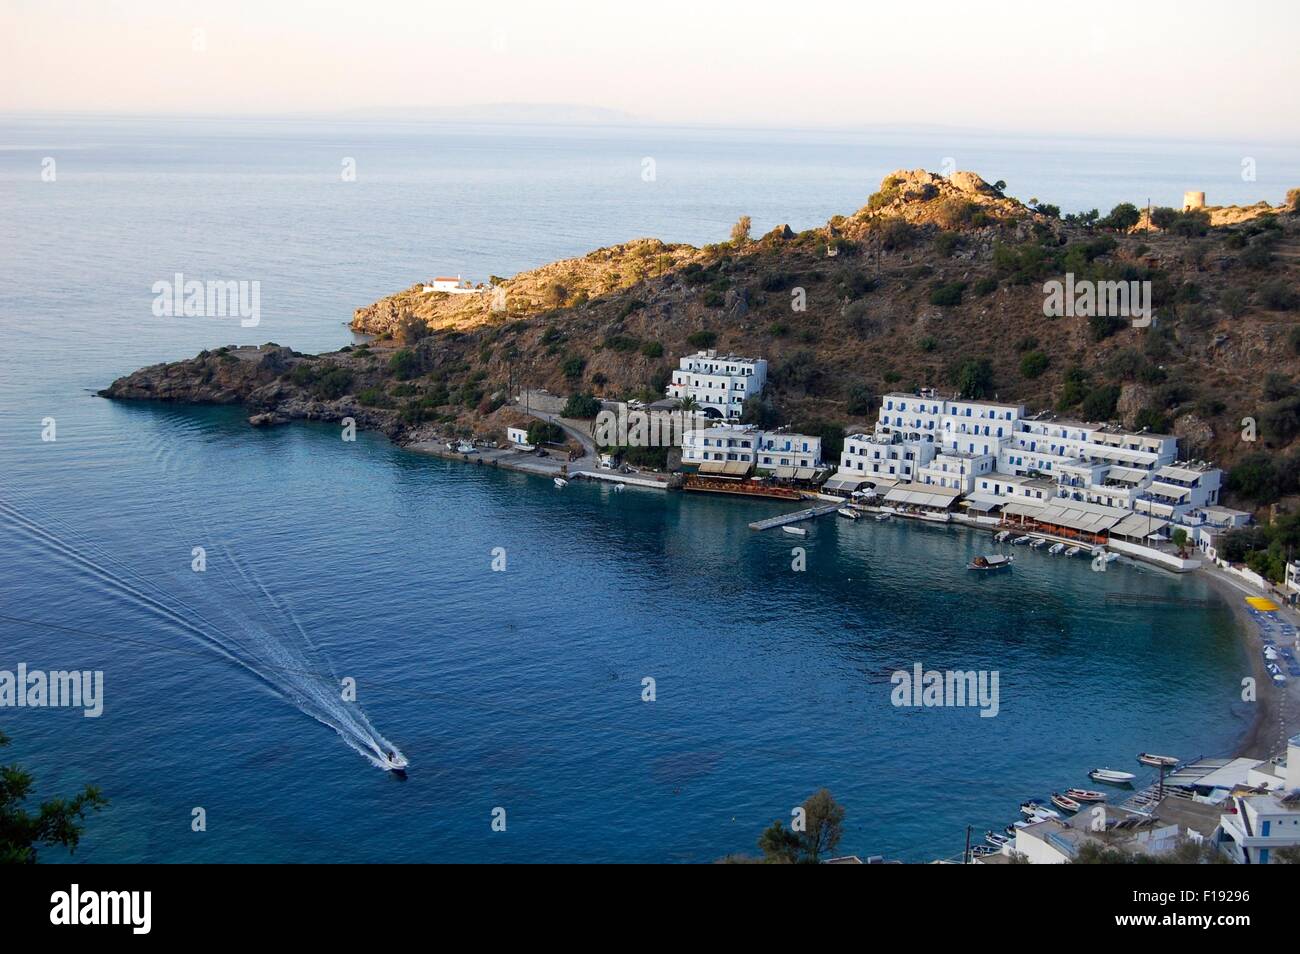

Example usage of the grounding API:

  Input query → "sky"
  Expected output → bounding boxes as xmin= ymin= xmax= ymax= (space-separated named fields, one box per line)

xmin=2 ymin=0 xmax=1297 ymax=139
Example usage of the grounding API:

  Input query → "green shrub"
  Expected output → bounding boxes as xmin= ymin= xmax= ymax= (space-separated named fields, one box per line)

xmin=1019 ymin=351 xmax=1050 ymax=379
xmin=562 ymin=392 xmax=602 ymax=418
xmin=561 ymin=355 xmax=586 ymax=380
xmin=686 ymin=330 xmax=718 ymax=349
xmin=640 ymin=341 xmax=664 ymax=359
xmin=929 ymin=282 xmax=966 ymax=307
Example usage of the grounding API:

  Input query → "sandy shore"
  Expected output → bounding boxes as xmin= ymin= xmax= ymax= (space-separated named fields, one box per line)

xmin=1197 ymin=566 xmax=1299 ymax=759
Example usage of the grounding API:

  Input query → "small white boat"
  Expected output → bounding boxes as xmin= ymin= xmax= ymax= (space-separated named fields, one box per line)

xmin=1104 ymin=552 xmax=1120 ymax=563
xmin=1065 ymin=788 xmax=1107 ymax=803
xmin=554 ymin=477 xmax=568 ymax=488
xmin=874 ymin=512 xmax=892 ymax=522
xmin=1050 ymin=792 xmax=1082 ymax=813
xmin=1137 ymin=752 xmax=1180 ymax=768
xmin=1048 ymin=542 xmax=1065 ymax=555
xmin=1065 ymin=546 xmax=1082 ymax=557
xmin=994 ymin=530 xmax=1011 ymax=543
xmin=970 ymin=845 xmax=999 ymax=858
xmin=382 ymin=751 xmax=408 ymax=775
xmin=1029 ymin=537 xmax=1047 ymax=549
xmin=968 ymin=554 xmax=1013 ymax=571
xmin=1089 ymin=768 xmax=1137 ymax=786
xmin=1012 ymin=535 xmax=1032 ymax=545
xmin=1020 ymin=800 xmax=1060 ymax=820
xmin=837 ymin=507 xmax=860 ymax=520
xmin=613 ymin=484 xmax=625 ymax=493
xmin=456 ymin=441 xmax=475 ymax=454
xmin=984 ymin=831 xmax=1010 ymax=848
xmin=782 ymin=525 xmax=807 ymax=537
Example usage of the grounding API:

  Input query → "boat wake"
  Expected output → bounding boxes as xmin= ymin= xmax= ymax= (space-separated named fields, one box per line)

xmin=0 ymin=487 xmax=406 ymax=772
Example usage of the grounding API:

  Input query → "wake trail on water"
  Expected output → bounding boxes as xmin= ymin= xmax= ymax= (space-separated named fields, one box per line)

xmin=0 ymin=487 xmax=404 ymax=771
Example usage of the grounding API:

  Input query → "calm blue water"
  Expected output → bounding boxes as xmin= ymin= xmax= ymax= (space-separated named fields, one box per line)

xmin=0 ymin=119 xmax=1266 ymax=862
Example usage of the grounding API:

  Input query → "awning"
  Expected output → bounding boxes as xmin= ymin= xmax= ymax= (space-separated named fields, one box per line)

xmin=961 ymin=495 xmax=1003 ymax=513
xmin=865 ymin=475 xmax=901 ymax=490
xmin=1034 ymin=503 xmax=1125 ymax=535
xmin=1110 ymin=514 xmax=1170 ymax=539
xmin=822 ymin=472 xmax=868 ymax=494
xmin=1001 ymin=499 xmax=1048 ymax=518
xmin=883 ymin=485 xmax=962 ymax=510
xmin=772 ymin=465 xmax=819 ymax=481
xmin=697 ymin=460 xmax=728 ymax=475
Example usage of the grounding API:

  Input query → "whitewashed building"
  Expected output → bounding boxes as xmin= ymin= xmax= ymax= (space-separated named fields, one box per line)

xmin=683 ymin=423 xmax=821 ymax=478
xmin=423 ymin=275 xmax=484 ymax=294
xmin=667 ymin=350 xmax=768 ymax=420
xmin=1220 ymin=735 xmax=1300 ymax=864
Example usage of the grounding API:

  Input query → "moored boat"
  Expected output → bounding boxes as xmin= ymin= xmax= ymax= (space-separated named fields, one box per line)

xmin=1065 ymin=546 xmax=1082 ymax=557
xmin=1048 ymin=542 xmax=1065 ymax=555
xmin=1064 ymin=788 xmax=1107 ymax=802
xmin=1050 ymin=792 xmax=1082 ymax=813
xmin=874 ymin=512 xmax=892 ymax=522
xmin=1137 ymin=752 xmax=1180 ymax=768
xmin=782 ymin=525 xmax=807 ymax=537
xmin=1029 ymin=537 xmax=1046 ymax=548
xmin=837 ymin=507 xmax=860 ymax=520
xmin=1019 ymin=800 xmax=1059 ymax=820
xmin=994 ymin=530 xmax=1011 ymax=543
xmin=553 ymin=477 xmax=568 ymax=488
xmin=968 ymin=554 xmax=1013 ymax=571
xmin=1012 ymin=535 xmax=1032 ymax=545
xmin=1089 ymin=768 xmax=1137 ymax=786
xmin=984 ymin=831 xmax=1010 ymax=848
xmin=970 ymin=844 xmax=999 ymax=858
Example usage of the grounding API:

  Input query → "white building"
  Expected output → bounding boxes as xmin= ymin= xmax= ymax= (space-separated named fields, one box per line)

xmin=667 ymin=350 xmax=767 ymax=420
xmin=682 ymin=424 xmax=821 ymax=477
xmin=506 ymin=426 xmax=533 ymax=449
xmin=1287 ymin=561 xmax=1300 ymax=597
xmin=755 ymin=430 xmax=822 ymax=471
xmin=423 ymin=275 xmax=483 ymax=294
xmin=1220 ymin=735 xmax=1300 ymax=864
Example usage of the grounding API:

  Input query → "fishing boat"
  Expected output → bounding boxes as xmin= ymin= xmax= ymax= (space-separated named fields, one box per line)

xmin=1050 ymin=792 xmax=1082 ymax=813
xmin=994 ymin=530 xmax=1011 ymax=543
xmin=782 ymin=525 xmax=807 ymax=537
xmin=1012 ymin=535 xmax=1032 ymax=545
xmin=1029 ymin=537 xmax=1047 ymax=549
xmin=984 ymin=831 xmax=1010 ymax=848
xmin=1065 ymin=546 xmax=1082 ymax=557
xmin=1089 ymin=768 xmax=1137 ymax=786
xmin=1048 ymin=542 xmax=1065 ymax=555
xmin=613 ymin=484 xmax=625 ymax=493
xmin=1064 ymin=788 xmax=1107 ymax=803
xmin=1137 ymin=753 xmax=1180 ymax=768
xmin=553 ymin=477 xmax=568 ymax=488
xmin=970 ymin=845 xmax=999 ymax=858
xmin=874 ymin=512 xmax=892 ymax=522
xmin=837 ymin=507 xmax=860 ymax=520
xmin=968 ymin=554 xmax=1013 ymax=571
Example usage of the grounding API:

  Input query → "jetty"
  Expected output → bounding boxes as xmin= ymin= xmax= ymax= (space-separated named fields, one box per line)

xmin=749 ymin=503 xmax=841 ymax=532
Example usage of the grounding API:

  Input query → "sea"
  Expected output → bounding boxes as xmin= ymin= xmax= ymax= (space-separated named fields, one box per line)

xmin=1 ymin=117 xmax=1288 ymax=862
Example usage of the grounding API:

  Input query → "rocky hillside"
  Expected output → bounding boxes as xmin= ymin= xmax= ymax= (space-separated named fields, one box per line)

xmin=107 ymin=170 xmax=1300 ymax=510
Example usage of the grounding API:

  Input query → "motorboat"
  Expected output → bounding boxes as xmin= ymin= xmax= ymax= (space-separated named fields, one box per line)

xmin=553 ymin=477 xmax=568 ymax=488
xmin=1019 ymin=800 xmax=1058 ymax=819
xmin=970 ymin=845 xmax=999 ymax=859
xmin=1064 ymin=788 xmax=1107 ymax=803
xmin=1012 ymin=535 xmax=1032 ymax=545
xmin=1065 ymin=546 xmax=1082 ymax=557
xmin=874 ymin=512 xmax=892 ymax=522
xmin=1048 ymin=542 xmax=1065 ymax=555
xmin=1050 ymin=792 xmax=1082 ymax=813
xmin=783 ymin=525 xmax=807 ymax=537
xmin=1089 ymin=768 xmax=1137 ymax=786
xmin=1029 ymin=537 xmax=1047 ymax=549
xmin=613 ymin=483 xmax=625 ymax=493
xmin=968 ymin=554 xmax=1013 ymax=571
xmin=984 ymin=831 xmax=1010 ymax=848
xmin=994 ymin=530 xmax=1011 ymax=543
xmin=837 ymin=507 xmax=860 ymax=520
xmin=1137 ymin=753 xmax=1180 ymax=768
xmin=456 ymin=441 xmax=475 ymax=454
xmin=382 ymin=751 xmax=409 ymax=775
